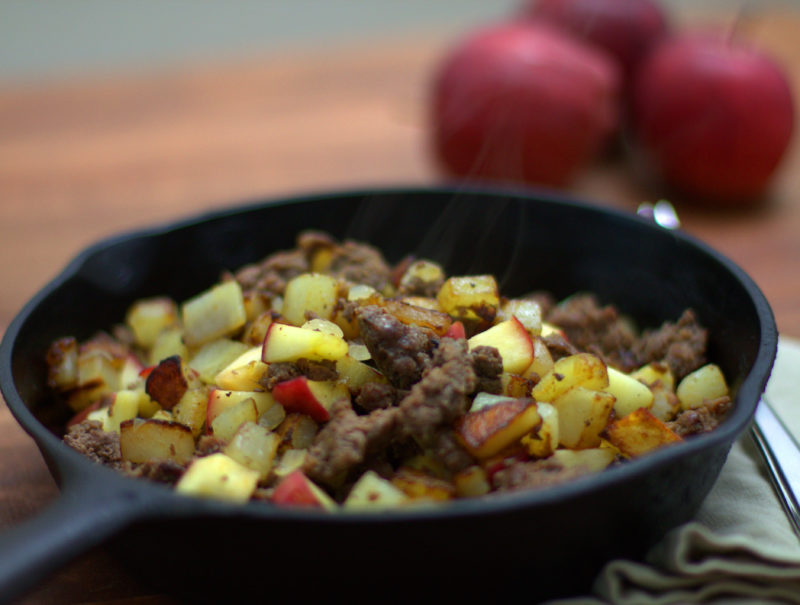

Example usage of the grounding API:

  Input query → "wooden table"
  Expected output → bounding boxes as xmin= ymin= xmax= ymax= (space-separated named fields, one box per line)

xmin=1 ymin=7 xmax=798 ymax=604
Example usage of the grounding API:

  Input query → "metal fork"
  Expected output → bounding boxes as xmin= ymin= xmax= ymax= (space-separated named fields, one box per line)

xmin=751 ymin=398 xmax=800 ymax=539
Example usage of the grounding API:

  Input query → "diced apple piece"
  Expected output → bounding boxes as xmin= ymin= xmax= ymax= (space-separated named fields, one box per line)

xmin=145 ymin=355 xmax=194 ymax=410
xmin=126 ymin=297 xmax=179 ymax=348
xmin=453 ymin=466 xmax=491 ymax=498
xmin=173 ymin=387 xmax=210 ymax=437
xmin=676 ymin=364 xmax=729 ymax=410
xmin=445 ymin=321 xmax=466 ymax=340
xmin=606 ymin=408 xmax=683 ymax=457
xmin=224 ymin=421 xmax=280 ymax=480
xmin=550 ymin=448 xmax=615 ymax=473
xmin=272 ymin=470 xmax=337 ymax=510
xmin=603 ymin=367 xmax=654 ymax=418
xmin=275 ymin=413 xmax=319 ymax=452
xmin=521 ymin=402 xmax=558 ymax=458
xmin=214 ymin=346 xmax=268 ymax=392
xmin=86 ymin=406 xmax=112 ymax=432
xmin=281 ymin=273 xmax=340 ymax=326
xmin=468 ymin=317 xmax=534 ymax=375
xmin=343 ymin=471 xmax=409 ymax=510
xmin=630 ymin=362 xmax=675 ymax=391
xmin=456 ymin=397 xmax=541 ymax=459
xmin=210 ymin=397 xmax=258 ymax=442
xmin=105 ymin=390 xmax=140 ymax=433
xmin=262 ymin=322 xmax=348 ymax=364
xmin=497 ymin=299 xmax=543 ymax=336
xmin=437 ymin=275 xmax=499 ymax=324
xmin=554 ymin=387 xmax=615 ymax=449
xmin=176 ymin=453 xmax=258 ymax=503
xmin=391 ymin=469 xmax=455 ymax=502
xmin=523 ymin=336 xmax=555 ymax=381
xmin=149 ymin=327 xmax=188 ymax=366
xmin=531 ymin=353 xmax=609 ymax=403
xmin=119 ymin=418 xmax=195 ymax=464
xmin=207 ymin=389 xmax=277 ymax=425
xmin=119 ymin=355 xmax=146 ymax=390
xmin=182 ymin=280 xmax=247 ymax=348
xmin=272 ymin=377 xmax=350 ymax=423
xmin=188 ymin=339 xmax=248 ymax=384
xmin=541 ymin=322 xmax=567 ymax=339
xmin=302 ymin=318 xmax=344 ymax=338
xmin=45 ymin=337 xmax=79 ymax=391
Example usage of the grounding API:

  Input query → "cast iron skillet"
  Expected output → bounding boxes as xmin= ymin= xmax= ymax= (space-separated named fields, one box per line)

xmin=0 ymin=187 xmax=777 ymax=603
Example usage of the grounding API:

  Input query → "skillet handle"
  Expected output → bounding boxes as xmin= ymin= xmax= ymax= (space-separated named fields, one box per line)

xmin=0 ymin=479 xmax=148 ymax=604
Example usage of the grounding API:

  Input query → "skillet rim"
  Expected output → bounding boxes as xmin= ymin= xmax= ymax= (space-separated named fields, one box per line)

xmin=0 ymin=184 xmax=778 ymax=524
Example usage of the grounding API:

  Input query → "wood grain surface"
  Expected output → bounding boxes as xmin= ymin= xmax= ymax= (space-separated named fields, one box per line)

xmin=1 ymin=7 xmax=798 ymax=604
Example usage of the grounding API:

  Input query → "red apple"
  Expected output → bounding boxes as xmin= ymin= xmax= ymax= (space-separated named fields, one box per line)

xmin=272 ymin=376 xmax=350 ymax=423
xmin=430 ymin=21 xmax=620 ymax=187
xmin=467 ymin=316 xmax=534 ymax=375
xmin=272 ymin=470 xmax=336 ymax=509
xmin=520 ymin=0 xmax=669 ymax=84
xmin=445 ymin=321 xmax=467 ymax=340
xmin=630 ymin=32 xmax=795 ymax=204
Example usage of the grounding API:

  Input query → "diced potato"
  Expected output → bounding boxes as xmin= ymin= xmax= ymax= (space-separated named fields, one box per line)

xmin=258 ymin=398 xmax=287 ymax=431
xmin=86 ymin=406 xmax=112 ymax=432
xmin=606 ymin=408 xmax=683 ymax=457
xmin=214 ymin=346 xmax=268 ymax=392
xmin=603 ymin=367 xmax=654 ymax=418
xmin=173 ymin=387 xmax=210 ymax=437
xmin=118 ymin=355 xmax=146 ymax=391
xmin=550 ymin=448 xmax=615 ymax=472
xmin=242 ymin=290 xmax=272 ymax=322
xmin=150 ymin=409 xmax=173 ymax=421
xmin=398 ymin=259 xmax=445 ymax=293
xmin=242 ymin=311 xmax=275 ymax=347
xmin=676 ymin=364 xmax=729 ymax=410
xmin=126 ymin=297 xmax=179 ymax=348
xmin=119 ymin=418 xmax=195 ymax=464
xmin=336 ymin=355 xmax=388 ymax=392
xmin=182 ymin=280 xmax=247 ymax=348
xmin=45 ymin=337 xmax=79 ymax=391
xmin=521 ymin=402 xmax=558 ymax=458
xmin=437 ymin=275 xmax=499 ymax=324
xmin=531 ymin=353 xmax=609 ymax=403
xmin=457 ymin=397 xmax=541 ymax=459
xmin=454 ymin=466 xmax=491 ymax=498
xmin=497 ymin=299 xmax=543 ymax=336
xmin=207 ymin=389 xmax=277 ymax=424
xmin=343 ymin=471 xmax=409 ymax=510
xmin=76 ymin=350 xmax=121 ymax=394
xmin=176 ymin=453 xmax=259 ymax=503
xmin=391 ymin=469 xmax=455 ymax=502
xmin=501 ymin=373 xmax=534 ymax=398
xmin=210 ymin=397 xmax=259 ymax=442
xmin=649 ymin=381 xmax=681 ymax=422
xmin=224 ymin=422 xmax=280 ymax=480
xmin=149 ymin=327 xmax=188 ymax=366
xmin=553 ymin=387 xmax=615 ymax=449
xmin=302 ymin=318 xmax=344 ymax=338
xmin=108 ymin=389 xmax=145 ymax=432
xmin=262 ymin=323 xmax=349 ymax=363
xmin=188 ymin=339 xmax=248 ymax=384
xmin=276 ymin=413 xmax=318 ymax=453
xmin=281 ymin=273 xmax=340 ymax=326
xmin=347 ymin=284 xmax=378 ymax=302
xmin=630 ymin=362 xmax=675 ymax=391
xmin=272 ymin=448 xmax=307 ymax=479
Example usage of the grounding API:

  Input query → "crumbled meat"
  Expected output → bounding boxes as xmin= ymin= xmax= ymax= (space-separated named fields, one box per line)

xmin=542 ymin=332 xmax=579 ymax=361
xmin=357 ymin=305 xmax=436 ymax=390
xmin=493 ymin=458 xmax=593 ymax=492
xmin=234 ymin=248 xmax=309 ymax=296
xmin=261 ymin=363 xmax=301 ymax=390
xmin=64 ymin=421 xmax=121 ymax=468
xmin=324 ymin=241 xmax=393 ymax=292
xmin=667 ymin=396 xmax=731 ymax=437
xmin=125 ymin=459 xmax=185 ymax=484
xmin=295 ymin=359 xmax=338 ymax=382
xmin=470 ymin=345 xmax=503 ymax=394
xmin=430 ymin=429 xmax=474 ymax=474
xmin=398 ymin=338 xmax=477 ymax=446
xmin=545 ymin=294 xmax=638 ymax=370
xmin=304 ymin=402 xmax=400 ymax=489
xmin=259 ymin=359 xmax=337 ymax=390
xmin=355 ymin=382 xmax=399 ymax=412
xmin=634 ymin=309 xmax=708 ymax=381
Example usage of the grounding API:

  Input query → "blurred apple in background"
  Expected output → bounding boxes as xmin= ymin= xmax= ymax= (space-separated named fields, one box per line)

xmin=430 ymin=21 xmax=620 ymax=187
xmin=519 ymin=0 xmax=670 ymax=87
xmin=630 ymin=32 xmax=795 ymax=205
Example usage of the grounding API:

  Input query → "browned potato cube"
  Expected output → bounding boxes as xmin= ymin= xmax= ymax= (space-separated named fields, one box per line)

xmin=606 ymin=408 xmax=683 ymax=458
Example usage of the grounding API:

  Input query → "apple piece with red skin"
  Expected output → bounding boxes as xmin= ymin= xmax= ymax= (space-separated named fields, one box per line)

xmin=261 ymin=321 xmax=348 ymax=364
xmin=467 ymin=316 xmax=534 ymax=375
xmin=66 ymin=399 xmax=103 ymax=428
xmin=431 ymin=22 xmax=619 ymax=187
xmin=272 ymin=376 xmax=350 ymax=423
xmin=445 ymin=321 xmax=466 ymax=340
xmin=520 ymin=0 xmax=669 ymax=85
xmin=630 ymin=32 xmax=795 ymax=205
xmin=272 ymin=470 xmax=336 ymax=510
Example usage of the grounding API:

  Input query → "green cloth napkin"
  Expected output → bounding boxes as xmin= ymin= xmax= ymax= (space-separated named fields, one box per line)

xmin=553 ymin=336 xmax=800 ymax=605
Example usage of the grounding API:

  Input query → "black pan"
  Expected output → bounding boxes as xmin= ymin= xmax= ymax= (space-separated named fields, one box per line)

xmin=0 ymin=187 xmax=777 ymax=603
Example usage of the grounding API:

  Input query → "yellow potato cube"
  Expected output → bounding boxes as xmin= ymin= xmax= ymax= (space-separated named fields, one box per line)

xmin=344 ymin=471 xmax=409 ymax=510
xmin=189 ymin=339 xmax=249 ymax=384
xmin=437 ymin=275 xmax=499 ymax=323
xmin=553 ymin=387 xmax=615 ymax=449
xmin=521 ymin=402 xmax=558 ymax=458
xmin=182 ymin=280 xmax=247 ymax=348
xmin=126 ymin=297 xmax=179 ymax=348
xmin=119 ymin=418 xmax=195 ymax=464
xmin=224 ymin=422 xmax=280 ymax=480
xmin=176 ymin=453 xmax=259 ymax=503
xmin=604 ymin=367 xmax=654 ymax=418
xmin=282 ymin=273 xmax=340 ymax=326
xmin=606 ymin=408 xmax=683 ymax=457
xmin=676 ymin=364 xmax=729 ymax=410
xmin=531 ymin=353 xmax=609 ymax=403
